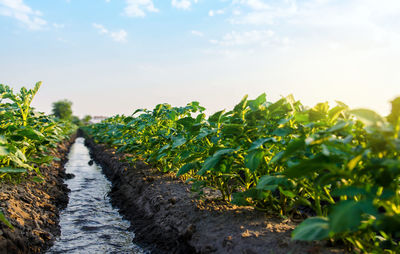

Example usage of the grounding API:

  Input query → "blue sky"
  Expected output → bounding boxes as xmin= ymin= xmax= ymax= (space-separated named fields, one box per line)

xmin=1 ymin=0 xmax=400 ymax=117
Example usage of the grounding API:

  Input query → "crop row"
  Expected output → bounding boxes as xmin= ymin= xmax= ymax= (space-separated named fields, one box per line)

xmin=83 ymin=93 xmax=400 ymax=253
xmin=0 ymin=82 xmax=77 ymax=228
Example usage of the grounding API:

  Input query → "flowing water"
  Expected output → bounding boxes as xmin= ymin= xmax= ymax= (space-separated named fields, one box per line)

xmin=47 ymin=138 xmax=146 ymax=254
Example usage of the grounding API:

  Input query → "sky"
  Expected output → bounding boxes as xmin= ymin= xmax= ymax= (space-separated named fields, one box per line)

xmin=1 ymin=0 xmax=399 ymax=117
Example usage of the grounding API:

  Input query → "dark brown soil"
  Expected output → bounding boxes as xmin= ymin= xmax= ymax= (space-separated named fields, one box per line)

xmin=0 ymin=134 xmax=76 ymax=254
xmin=84 ymin=137 xmax=345 ymax=254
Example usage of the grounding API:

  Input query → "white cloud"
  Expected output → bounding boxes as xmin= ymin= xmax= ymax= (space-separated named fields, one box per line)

xmin=191 ymin=30 xmax=203 ymax=36
xmin=230 ymin=0 xmax=296 ymax=25
xmin=93 ymin=23 xmax=127 ymax=42
xmin=172 ymin=0 xmax=198 ymax=10
xmin=227 ymin=0 xmax=400 ymax=52
xmin=124 ymin=0 xmax=158 ymax=17
xmin=52 ymin=23 xmax=65 ymax=29
xmin=209 ymin=30 xmax=289 ymax=47
xmin=209 ymin=9 xmax=225 ymax=17
xmin=111 ymin=29 xmax=128 ymax=42
xmin=0 ymin=0 xmax=47 ymax=30
xmin=234 ymin=0 xmax=269 ymax=11
xmin=93 ymin=23 xmax=108 ymax=34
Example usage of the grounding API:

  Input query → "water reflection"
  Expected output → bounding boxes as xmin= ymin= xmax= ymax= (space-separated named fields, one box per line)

xmin=47 ymin=138 xmax=146 ymax=254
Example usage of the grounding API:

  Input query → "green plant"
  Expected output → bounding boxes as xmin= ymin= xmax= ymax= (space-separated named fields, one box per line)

xmin=83 ymin=93 xmax=400 ymax=252
xmin=0 ymin=82 xmax=77 ymax=229
xmin=52 ymin=99 xmax=73 ymax=120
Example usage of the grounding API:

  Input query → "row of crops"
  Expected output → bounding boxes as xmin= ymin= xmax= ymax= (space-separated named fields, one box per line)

xmin=0 ymin=82 xmax=77 ymax=228
xmin=83 ymin=93 xmax=400 ymax=253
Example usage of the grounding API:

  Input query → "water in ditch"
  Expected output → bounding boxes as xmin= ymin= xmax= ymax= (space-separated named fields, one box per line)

xmin=47 ymin=138 xmax=146 ymax=254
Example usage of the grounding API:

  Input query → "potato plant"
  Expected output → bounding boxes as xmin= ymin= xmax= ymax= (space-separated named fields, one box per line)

xmin=0 ymin=82 xmax=77 ymax=228
xmin=83 ymin=94 xmax=400 ymax=252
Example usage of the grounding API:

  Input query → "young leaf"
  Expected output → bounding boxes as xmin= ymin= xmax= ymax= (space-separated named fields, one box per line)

xmin=292 ymin=217 xmax=330 ymax=241
xmin=245 ymin=149 xmax=264 ymax=172
xmin=197 ymin=156 xmax=220 ymax=176
xmin=350 ymin=109 xmax=385 ymax=126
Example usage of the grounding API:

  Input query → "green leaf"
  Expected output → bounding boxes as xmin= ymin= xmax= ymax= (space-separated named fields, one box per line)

xmin=0 ymin=167 xmax=27 ymax=173
xmin=0 ymin=211 xmax=13 ymax=229
xmin=329 ymin=200 xmax=377 ymax=233
xmin=347 ymin=154 xmax=362 ymax=170
xmin=248 ymin=93 xmax=266 ymax=110
xmin=158 ymin=144 xmax=170 ymax=153
xmin=309 ymin=102 xmax=329 ymax=121
xmin=177 ymin=162 xmax=197 ymax=177
xmin=387 ymin=97 xmax=400 ymax=127
xmin=326 ymin=121 xmax=348 ymax=133
xmin=280 ymin=139 xmax=305 ymax=161
xmin=256 ymin=175 xmax=290 ymax=191
xmin=285 ymin=155 xmax=338 ymax=178
xmin=172 ymin=136 xmax=186 ymax=148
xmin=279 ymin=186 xmax=296 ymax=198
xmin=270 ymin=151 xmax=284 ymax=164
xmin=0 ymin=145 xmax=9 ymax=156
xmin=18 ymin=128 xmax=44 ymax=140
xmin=272 ymin=127 xmax=292 ymax=137
xmin=31 ymin=176 xmax=44 ymax=183
xmin=245 ymin=149 xmax=264 ymax=172
xmin=197 ymin=156 xmax=220 ymax=176
xmin=231 ymin=189 xmax=263 ymax=206
xmin=294 ymin=112 xmax=309 ymax=123
xmin=328 ymin=106 xmax=347 ymax=122
xmin=208 ymin=110 xmax=225 ymax=124
xmin=331 ymin=186 xmax=368 ymax=198
xmin=156 ymin=152 xmax=167 ymax=160
xmin=233 ymin=95 xmax=248 ymax=113
xmin=213 ymin=148 xmax=236 ymax=157
xmin=350 ymin=109 xmax=385 ymax=126
xmin=197 ymin=148 xmax=236 ymax=176
xmin=30 ymin=156 xmax=55 ymax=164
xmin=168 ymin=111 xmax=176 ymax=121
xmin=292 ymin=217 xmax=330 ymax=241
xmin=222 ymin=124 xmax=244 ymax=135
xmin=249 ymin=137 xmax=276 ymax=151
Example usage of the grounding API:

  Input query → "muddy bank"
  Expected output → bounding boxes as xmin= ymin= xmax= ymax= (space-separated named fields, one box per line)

xmin=0 ymin=134 xmax=77 ymax=254
xmin=84 ymin=136 xmax=344 ymax=254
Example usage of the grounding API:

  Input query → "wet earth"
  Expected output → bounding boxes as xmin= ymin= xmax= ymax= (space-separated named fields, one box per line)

xmin=47 ymin=138 xmax=146 ymax=254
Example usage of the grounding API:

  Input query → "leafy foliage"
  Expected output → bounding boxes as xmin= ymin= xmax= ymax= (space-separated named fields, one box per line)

xmin=52 ymin=99 xmax=73 ymax=120
xmin=0 ymin=82 xmax=77 ymax=228
xmin=83 ymin=93 xmax=400 ymax=252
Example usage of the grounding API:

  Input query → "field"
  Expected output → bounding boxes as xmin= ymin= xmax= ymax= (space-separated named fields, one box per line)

xmin=83 ymin=93 xmax=400 ymax=253
xmin=1 ymin=83 xmax=399 ymax=253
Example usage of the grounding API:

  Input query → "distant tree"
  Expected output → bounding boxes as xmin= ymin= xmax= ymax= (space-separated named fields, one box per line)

xmin=52 ymin=100 xmax=73 ymax=120
xmin=71 ymin=116 xmax=81 ymax=126
xmin=82 ymin=115 xmax=92 ymax=125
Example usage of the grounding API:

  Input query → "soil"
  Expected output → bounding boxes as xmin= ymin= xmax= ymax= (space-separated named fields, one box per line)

xmin=84 ymin=136 xmax=345 ymax=254
xmin=0 ymin=134 xmax=77 ymax=254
